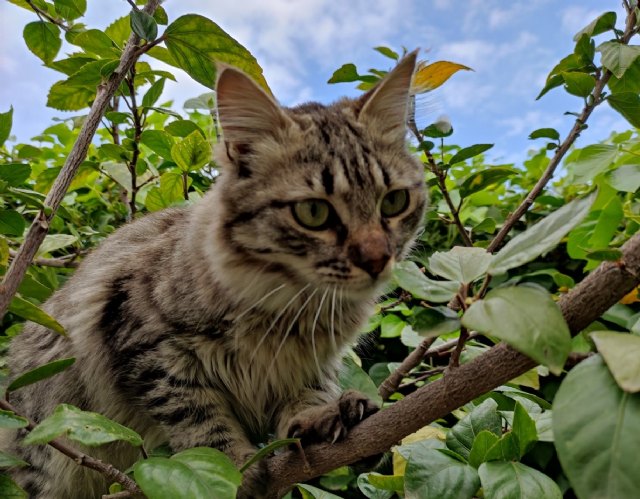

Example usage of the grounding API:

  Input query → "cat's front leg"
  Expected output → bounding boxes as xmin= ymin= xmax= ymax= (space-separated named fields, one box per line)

xmin=278 ymin=389 xmax=379 ymax=445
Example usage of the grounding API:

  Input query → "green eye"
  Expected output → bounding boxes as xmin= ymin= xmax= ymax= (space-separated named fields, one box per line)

xmin=292 ymin=199 xmax=331 ymax=230
xmin=381 ymin=189 xmax=409 ymax=217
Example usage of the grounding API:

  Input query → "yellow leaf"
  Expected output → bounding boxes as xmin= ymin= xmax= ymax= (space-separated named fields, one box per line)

xmin=392 ymin=425 xmax=445 ymax=475
xmin=412 ymin=60 xmax=472 ymax=93
xmin=621 ymin=287 xmax=639 ymax=305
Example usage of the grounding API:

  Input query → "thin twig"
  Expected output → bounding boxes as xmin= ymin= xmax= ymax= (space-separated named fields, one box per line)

xmin=449 ymin=327 xmax=469 ymax=368
xmin=0 ymin=399 xmax=141 ymax=496
xmin=424 ymin=332 xmax=480 ymax=358
xmin=125 ymin=70 xmax=142 ymax=220
xmin=8 ymin=249 xmax=79 ymax=269
xmin=25 ymin=0 xmax=69 ymax=31
xmin=397 ymin=367 xmax=445 ymax=391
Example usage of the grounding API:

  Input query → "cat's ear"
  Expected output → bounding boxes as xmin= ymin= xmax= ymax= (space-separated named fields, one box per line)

xmin=216 ymin=68 xmax=291 ymax=165
xmin=356 ymin=49 xmax=418 ymax=140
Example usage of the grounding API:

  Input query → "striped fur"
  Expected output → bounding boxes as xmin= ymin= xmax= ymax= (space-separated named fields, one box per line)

xmin=1 ymin=52 xmax=426 ymax=498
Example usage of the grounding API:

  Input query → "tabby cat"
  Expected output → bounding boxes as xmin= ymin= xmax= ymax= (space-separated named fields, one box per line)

xmin=1 ymin=51 xmax=426 ymax=498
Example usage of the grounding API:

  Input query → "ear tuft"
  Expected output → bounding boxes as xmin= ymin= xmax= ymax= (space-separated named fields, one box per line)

xmin=216 ymin=68 xmax=289 ymax=144
xmin=357 ymin=49 xmax=418 ymax=139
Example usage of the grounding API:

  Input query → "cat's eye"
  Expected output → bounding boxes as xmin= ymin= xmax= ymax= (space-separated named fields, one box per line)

xmin=292 ymin=199 xmax=331 ymax=230
xmin=381 ymin=189 xmax=409 ymax=217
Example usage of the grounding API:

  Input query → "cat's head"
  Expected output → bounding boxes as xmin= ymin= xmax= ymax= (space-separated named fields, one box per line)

xmin=209 ymin=52 xmax=426 ymax=302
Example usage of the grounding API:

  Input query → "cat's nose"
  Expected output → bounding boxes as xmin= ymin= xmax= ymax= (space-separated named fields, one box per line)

xmin=348 ymin=232 xmax=392 ymax=278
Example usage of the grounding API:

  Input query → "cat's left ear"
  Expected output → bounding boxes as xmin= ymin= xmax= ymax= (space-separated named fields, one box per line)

xmin=356 ymin=49 xmax=418 ymax=141
xmin=216 ymin=68 xmax=291 ymax=167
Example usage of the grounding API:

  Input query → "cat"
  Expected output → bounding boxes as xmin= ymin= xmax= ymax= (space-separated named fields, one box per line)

xmin=1 ymin=50 xmax=426 ymax=498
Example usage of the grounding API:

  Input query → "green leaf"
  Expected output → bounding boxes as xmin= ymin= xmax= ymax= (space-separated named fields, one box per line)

xmin=446 ymin=399 xmax=502 ymax=461
xmin=0 ymin=107 xmax=13 ymax=147
xmin=357 ymin=474 xmax=396 ymax=499
xmin=142 ymin=78 xmax=165 ymax=108
xmin=165 ymin=119 xmax=205 ymax=138
xmin=607 ymin=92 xmax=640 ymax=128
xmin=328 ymin=63 xmax=361 ymax=83
xmin=0 ymin=474 xmax=27 ymax=498
xmin=140 ymin=129 xmax=175 ymax=159
xmin=409 ymin=306 xmax=460 ymax=339
xmin=585 ymin=249 xmax=623 ymax=261
xmin=567 ymin=144 xmax=619 ymax=183
xmin=553 ymin=355 xmax=640 ymax=499
xmin=488 ymin=193 xmax=595 ymax=275
xmin=338 ymin=355 xmax=383 ymax=406
xmin=478 ymin=462 xmax=562 ymax=499
xmin=0 ymin=209 xmax=25 ymax=236
xmin=23 ymin=21 xmax=61 ymax=64
xmin=536 ymin=73 xmax=564 ymax=100
xmin=171 ymin=131 xmax=211 ymax=172
xmin=8 ymin=358 xmax=75 ymax=392
xmin=240 ymin=438 xmax=299 ymax=473
xmin=374 ymin=46 xmax=399 ymax=60
xmin=574 ymin=12 xmax=617 ymax=40
xmin=574 ymin=33 xmax=596 ymax=64
xmin=53 ymin=0 xmax=86 ymax=21
xmin=459 ymin=167 xmax=518 ymax=198
xmin=130 ymin=8 xmax=158 ymax=41
xmin=37 ymin=234 xmax=77 ymax=255
xmin=164 ymin=14 xmax=268 ymax=91
xmin=468 ymin=430 xmax=499 ymax=468
xmin=153 ymin=5 xmax=169 ymax=25
xmin=588 ymin=194 xmax=623 ymax=250
xmin=597 ymin=41 xmax=640 ymax=78
xmin=605 ymin=163 xmax=640 ymax=192
xmin=448 ymin=144 xmax=493 ymax=166
xmin=0 ymin=411 xmax=28 ymax=429
xmin=105 ymin=15 xmax=132 ymax=46
xmin=71 ymin=29 xmax=117 ymax=57
xmin=428 ymin=246 xmax=492 ymax=284
xmin=135 ymin=450 xmax=241 ymax=499
xmin=561 ymin=71 xmax=595 ymax=97
xmin=159 ymin=171 xmax=185 ymax=204
xmin=461 ymin=286 xmax=571 ymax=375
xmin=608 ymin=57 xmax=640 ymax=93
xmin=404 ymin=444 xmax=480 ymax=499
xmin=183 ymin=92 xmax=216 ymax=110
xmin=483 ymin=432 xmax=519 ymax=461
xmin=511 ymin=401 xmax=537 ymax=457
xmin=24 ymin=404 xmax=142 ymax=447
xmin=365 ymin=472 xmax=403 ymax=491
xmin=393 ymin=261 xmax=459 ymax=303
xmin=380 ymin=314 xmax=406 ymax=339
xmin=298 ymin=484 xmax=343 ymax=499
xmin=0 ymin=451 xmax=28 ymax=469
xmin=47 ymin=80 xmax=94 ymax=111
xmin=591 ymin=331 xmax=640 ymax=392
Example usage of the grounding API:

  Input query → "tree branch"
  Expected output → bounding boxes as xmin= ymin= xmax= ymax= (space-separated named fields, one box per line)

xmin=8 ymin=249 xmax=79 ymax=269
xmin=0 ymin=399 xmax=141 ymax=496
xmin=0 ymin=0 xmax=162 ymax=318
xmin=378 ymin=336 xmax=436 ymax=401
xmin=265 ymin=232 xmax=640 ymax=497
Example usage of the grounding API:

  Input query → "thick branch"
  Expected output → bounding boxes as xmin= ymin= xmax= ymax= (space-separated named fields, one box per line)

xmin=0 ymin=0 xmax=161 ymax=317
xmin=0 ymin=399 xmax=141 ymax=495
xmin=378 ymin=336 xmax=436 ymax=400
xmin=265 ymin=232 xmax=640 ymax=497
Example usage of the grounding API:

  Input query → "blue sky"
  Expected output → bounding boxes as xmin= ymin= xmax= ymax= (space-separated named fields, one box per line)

xmin=0 ymin=0 xmax=628 ymax=166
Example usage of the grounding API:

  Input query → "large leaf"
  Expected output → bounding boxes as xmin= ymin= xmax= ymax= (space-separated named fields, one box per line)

xmin=412 ymin=61 xmax=471 ymax=93
xmin=47 ymin=80 xmax=95 ymax=111
xmin=164 ymin=14 xmax=268 ymax=91
xmin=0 ymin=163 xmax=31 ymax=186
xmin=0 ymin=474 xmax=27 ymax=498
xmin=461 ymin=286 xmax=571 ymax=375
xmin=8 ymin=296 xmax=65 ymax=335
xmin=561 ymin=71 xmax=595 ymax=97
xmin=607 ymin=92 xmax=640 ymax=128
xmin=53 ymin=0 xmax=86 ymax=21
xmin=24 ymin=404 xmax=143 ymax=446
xmin=0 ymin=451 xmax=28 ymax=469
xmin=8 ymin=358 xmax=75 ymax=392
xmin=488 ymin=193 xmax=595 ymax=275
xmin=591 ymin=331 xmax=640 ymax=393
xmin=134 ymin=448 xmax=241 ymax=499
xmin=393 ymin=261 xmax=458 ymax=303
xmin=0 ymin=411 xmax=28 ymax=429
xmin=459 ymin=167 xmax=518 ymax=197
xmin=357 ymin=473 xmax=395 ymax=499
xmin=0 ymin=107 xmax=13 ymax=147
xmin=130 ymin=8 xmax=158 ymax=41
xmin=171 ymin=131 xmax=211 ymax=172
xmin=23 ymin=21 xmax=61 ymax=64
xmin=37 ymin=234 xmax=77 ymax=256
xmin=0 ymin=210 xmax=25 ymax=236
xmin=467 ymin=430 xmax=499 ymax=468
xmin=339 ymin=355 xmax=382 ymax=406
xmin=605 ymin=164 xmax=640 ymax=192
xmin=448 ymin=144 xmax=493 ymax=166
xmin=567 ymin=145 xmax=618 ymax=182
xmin=408 ymin=306 xmax=460 ymax=339
xmin=446 ymin=399 xmax=501 ymax=461
xmin=404 ymin=444 xmax=480 ymax=499
xmin=573 ymin=12 xmax=616 ymax=40
xmin=478 ymin=462 xmax=562 ymax=499
xmin=140 ymin=129 xmax=175 ymax=159
xmin=428 ymin=246 xmax=492 ymax=284
xmin=511 ymin=401 xmax=537 ymax=458
xmin=553 ymin=355 xmax=640 ymax=498
xmin=597 ymin=41 xmax=640 ymax=79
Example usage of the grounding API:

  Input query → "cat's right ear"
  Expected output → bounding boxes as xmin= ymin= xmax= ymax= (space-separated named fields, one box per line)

xmin=216 ymin=68 xmax=291 ymax=171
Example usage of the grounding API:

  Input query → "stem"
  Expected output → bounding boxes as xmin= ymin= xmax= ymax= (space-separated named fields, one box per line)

xmin=25 ymin=0 xmax=69 ymax=31
xmin=0 ymin=0 xmax=162 ymax=319
xmin=8 ymin=249 xmax=79 ymax=269
xmin=182 ymin=172 xmax=189 ymax=201
xmin=125 ymin=70 xmax=143 ymax=220
xmin=0 ymin=399 xmax=141 ymax=496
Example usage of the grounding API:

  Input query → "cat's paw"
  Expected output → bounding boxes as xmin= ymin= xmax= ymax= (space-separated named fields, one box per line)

xmin=286 ymin=390 xmax=378 ymax=444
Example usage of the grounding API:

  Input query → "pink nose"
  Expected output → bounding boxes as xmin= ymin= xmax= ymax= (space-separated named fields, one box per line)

xmin=348 ymin=232 xmax=392 ymax=278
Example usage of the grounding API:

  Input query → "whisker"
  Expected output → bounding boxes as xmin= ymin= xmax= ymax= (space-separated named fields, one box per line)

xmin=311 ymin=287 xmax=330 ymax=377
xmin=248 ymin=284 xmax=310 ymax=363
xmin=266 ymin=288 xmax=318 ymax=377
xmin=234 ymin=283 xmax=286 ymax=322
xmin=330 ymin=286 xmax=338 ymax=352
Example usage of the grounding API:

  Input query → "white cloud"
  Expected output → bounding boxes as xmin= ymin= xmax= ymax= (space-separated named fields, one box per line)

xmin=560 ymin=6 xmax=601 ymax=35
xmin=498 ymin=110 xmax=563 ymax=137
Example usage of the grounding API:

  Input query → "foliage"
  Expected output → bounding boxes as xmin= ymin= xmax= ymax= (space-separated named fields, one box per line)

xmin=1 ymin=1 xmax=640 ymax=498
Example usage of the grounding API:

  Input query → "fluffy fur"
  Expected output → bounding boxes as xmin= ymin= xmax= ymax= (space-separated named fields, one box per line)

xmin=1 ymin=52 xmax=426 ymax=498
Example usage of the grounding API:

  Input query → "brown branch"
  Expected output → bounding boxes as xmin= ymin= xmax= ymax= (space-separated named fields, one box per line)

xmin=487 ymin=7 xmax=638 ymax=253
xmin=0 ymin=399 xmax=141 ymax=496
xmin=25 ymin=0 xmax=69 ymax=31
xmin=8 ymin=249 xmax=79 ymax=269
xmin=125 ymin=70 xmax=142 ymax=220
xmin=378 ymin=336 xmax=436 ymax=401
xmin=0 ymin=0 xmax=162 ymax=318
xmin=265 ymin=232 xmax=640 ymax=497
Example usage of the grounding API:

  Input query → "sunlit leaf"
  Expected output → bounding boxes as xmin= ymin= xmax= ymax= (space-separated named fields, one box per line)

xmin=428 ymin=246 xmax=492 ymax=284
xmin=607 ymin=92 xmax=640 ymax=128
xmin=412 ymin=61 xmax=471 ymax=93
xmin=478 ymin=462 xmax=561 ymax=499
xmin=591 ymin=331 xmax=640 ymax=392
xmin=0 ymin=107 xmax=13 ymax=147
xmin=597 ymin=41 xmax=640 ymax=79
xmin=23 ymin=21 xmax=61 ymax=64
